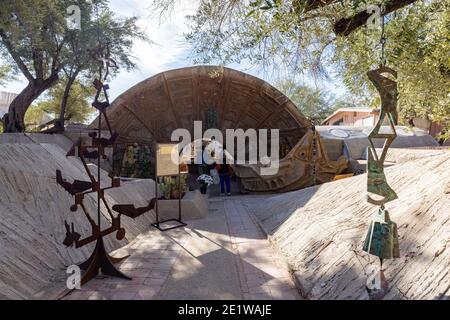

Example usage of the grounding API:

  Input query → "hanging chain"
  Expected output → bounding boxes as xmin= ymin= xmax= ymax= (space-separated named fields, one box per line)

xmin=379 ymin=6 xmax=387 ymax=67
xmin=312 ymin=125 xmax=317 ymax=186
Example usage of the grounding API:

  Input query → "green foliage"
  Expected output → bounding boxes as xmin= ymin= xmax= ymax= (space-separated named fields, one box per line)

xmin=24 ymin=105 xmax=47 ymax=132
xmin=158 ymin=175 xmax=187 ymax=199
xmin=332 ymin=94 xmax=368 ymax=110
xmin=175 ymin=0 xmax=449 ymax=136
xmin=63 ymin=3 xmax=147 ymax=80
xmin=332 ymin=1 xmax=450 ymax=137
xmin=35 ymin=79 xmax=95 ymax=122
xmin=54 ymin=4 xmax=147 ymax=129
xmin=275 ymin=79 xmax=337 ymax=124
xmin=0 ymin=63 xmax=14 ymax=86
xmin=0 ymin=0 xmax=147 ymax=132
xmin=183 ymin=0 xmax=352 ymax=73
xmin=0 ymin=0 xmax=145 ymax=80
xmin=0 ymin=0 xmax=100 ymax=131
xmin=0 ymin=0 xmax=78 ymax=79
xmin=24 ymin=79 xmax=95 ymax=131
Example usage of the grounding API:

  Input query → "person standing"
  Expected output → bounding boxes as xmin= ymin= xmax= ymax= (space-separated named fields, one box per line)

xmin=215 ymin=158 xmax=233 ymax=196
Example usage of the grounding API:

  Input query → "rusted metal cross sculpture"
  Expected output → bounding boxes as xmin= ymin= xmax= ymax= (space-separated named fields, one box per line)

xmin=56 ymin=44 xmax=155 ymax=285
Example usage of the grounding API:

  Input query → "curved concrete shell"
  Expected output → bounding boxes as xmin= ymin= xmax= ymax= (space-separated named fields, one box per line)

xmin=99 ymin=66 xmax=347 ymax=191
xmin=103 ymin=66 xmax=310 ymax=144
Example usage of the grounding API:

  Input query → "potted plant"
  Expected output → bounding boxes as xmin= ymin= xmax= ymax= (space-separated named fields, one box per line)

xmin=158 ymin=176 xmax=175 ymax=199
xmin=197 ymin=174 xmax=213 ymax=194
xmin=158 ymin=175 xmax=188 ymax=200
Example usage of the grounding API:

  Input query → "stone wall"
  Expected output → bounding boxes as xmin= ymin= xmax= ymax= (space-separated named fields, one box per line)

xmin=246 ymin=148 xmax=450 ymax=299
xmin=0 ymin=133 xmax=156 ymax=299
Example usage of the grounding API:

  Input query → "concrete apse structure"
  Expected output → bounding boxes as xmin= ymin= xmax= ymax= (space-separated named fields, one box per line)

xmin=95 ymin=66 xmax=347 ymax=192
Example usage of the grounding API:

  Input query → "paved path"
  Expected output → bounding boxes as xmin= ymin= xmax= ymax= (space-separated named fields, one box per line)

xmin=64 ymin=198 xmax=301 ymax=300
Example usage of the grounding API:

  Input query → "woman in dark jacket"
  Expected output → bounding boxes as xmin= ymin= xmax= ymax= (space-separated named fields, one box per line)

xmin=215 ymin=160 xmax=233 ymax=196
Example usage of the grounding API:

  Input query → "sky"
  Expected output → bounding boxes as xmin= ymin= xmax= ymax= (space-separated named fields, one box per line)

xmin=0 ymin=0 xmax=347 ymax=102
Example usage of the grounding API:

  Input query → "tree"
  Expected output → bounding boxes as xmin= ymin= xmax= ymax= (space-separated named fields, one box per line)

xmin=152 ymin=0 xmax=449 ymax=137
xmin=331 ymin=1 xmax=450 ymax=137
xmin=331 ymin=92 xmax=372 ymax=110
xmin=26 ymin=79 xmax=96 ymax=131
xmin=152 ymin=1 xmax=420 ymax=39
xmin=152 ymin=0 xmax=389 ymax=72
xmin=0 ymin=0 xmax=76 ymax=132
xmin=0 ymin=0 xmax=146 ymax=132
xmin=54 ymin=6 xmax=146 ymax=131
xmin=276 ymin=79 xmax=336 ymax=124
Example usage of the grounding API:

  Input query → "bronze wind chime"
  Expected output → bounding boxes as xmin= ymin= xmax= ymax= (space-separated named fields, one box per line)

xmin=362 ymin=11 xmax=400 ymax=300
xmin=56 ymin=43 xmax=155 ymax=285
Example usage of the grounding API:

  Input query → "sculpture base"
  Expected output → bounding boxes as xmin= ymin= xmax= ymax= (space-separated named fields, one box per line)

xmin=152 ymin=219 xmax=187 ymax=232
xmin=78 ymin=237 xmax=131 ymax=285
xmin=157 ymin=190 xmax=208 ymax=221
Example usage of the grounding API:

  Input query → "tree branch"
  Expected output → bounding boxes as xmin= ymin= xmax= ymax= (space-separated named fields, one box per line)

xmin=0 ymin=30 xmax=35 ymax=82
xmin=333 ymin=0 xmax=418 ymax=36
xmin=50 ymin=38 xmax=66 ymax=75
xmin=33 ymin=48 xmax=44 ymax=81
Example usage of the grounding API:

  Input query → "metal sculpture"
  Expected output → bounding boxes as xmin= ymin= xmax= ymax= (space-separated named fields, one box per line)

xmin=56 ymin=44 xmax=155 ymax=285
xmin=363 ymin=207 xmax=399 ymax=260
xmin=366 ymin=66 xmax=398 ymax=206
xmin=363 ymin=12 xmax=400 ymax=300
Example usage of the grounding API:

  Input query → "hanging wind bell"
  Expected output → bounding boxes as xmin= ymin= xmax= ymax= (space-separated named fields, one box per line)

xmin=363 ymin=206 xmax=400 ymax=260
xmin=363 ymin=9 xmax=400 ymax=300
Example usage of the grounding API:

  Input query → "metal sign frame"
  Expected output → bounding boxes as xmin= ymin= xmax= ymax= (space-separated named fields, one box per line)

xmin=151 ymin=142 xmax=187 ymax=232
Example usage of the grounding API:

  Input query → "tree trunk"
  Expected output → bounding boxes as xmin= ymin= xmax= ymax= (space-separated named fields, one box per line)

xmin=3 ymin=74 xmax=59 ymax=133
xmin=56 ymin=75 xmax=77 ymax=132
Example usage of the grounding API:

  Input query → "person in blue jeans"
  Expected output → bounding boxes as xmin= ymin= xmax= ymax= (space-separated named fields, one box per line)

xmin=215 ymin=160 xmax=233 ymax=196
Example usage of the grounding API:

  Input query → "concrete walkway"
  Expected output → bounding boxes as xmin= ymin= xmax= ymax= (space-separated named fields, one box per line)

xmin=64 ymin=198 xmax=301 ymax=300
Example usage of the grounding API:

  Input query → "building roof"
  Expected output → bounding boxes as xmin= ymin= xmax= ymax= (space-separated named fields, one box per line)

xmin=321 ymin=107 xmax=378 ymax=125
xmin=0 ymin=91 xmax=18 ymax=117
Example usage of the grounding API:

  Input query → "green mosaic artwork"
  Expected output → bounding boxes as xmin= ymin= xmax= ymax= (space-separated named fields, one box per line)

xmin=113 ymin=144 xmax=153 ymax=178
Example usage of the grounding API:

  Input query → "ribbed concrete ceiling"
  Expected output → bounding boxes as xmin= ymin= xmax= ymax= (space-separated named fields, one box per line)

xmin=101 ymin=66 xmax=311 ymax=147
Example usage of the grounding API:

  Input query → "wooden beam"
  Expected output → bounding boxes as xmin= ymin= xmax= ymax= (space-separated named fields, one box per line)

xmin=333 ymin=0 xmax=418 ymax=36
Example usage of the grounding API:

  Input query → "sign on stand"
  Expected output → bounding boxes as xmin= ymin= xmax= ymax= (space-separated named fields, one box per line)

xmin=152 ymin=143 xmax=187 ymax=231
